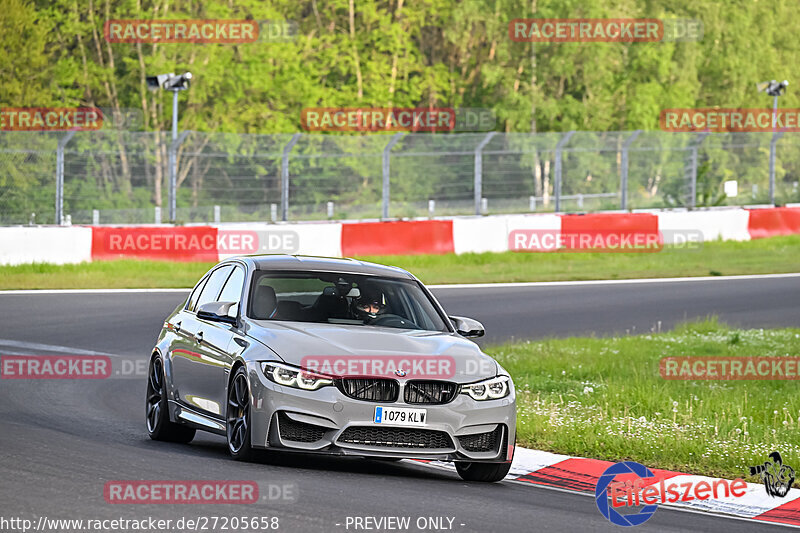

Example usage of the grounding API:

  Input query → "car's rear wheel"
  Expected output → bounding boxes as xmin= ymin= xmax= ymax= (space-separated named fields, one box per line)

xmin=455 ymin=461 xmax=511 ymax=482
xmin=226 ymin=367 xmax=255 ymax=461
xmin=146 ymin=354 xmax=196 ymax=443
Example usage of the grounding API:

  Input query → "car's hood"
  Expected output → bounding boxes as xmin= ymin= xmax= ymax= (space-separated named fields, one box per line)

xmin=247 ymin=320 xmax=497 ymax=382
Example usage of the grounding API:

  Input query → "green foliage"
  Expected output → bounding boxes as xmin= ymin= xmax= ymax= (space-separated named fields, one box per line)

xmin=2 ymin=0 xmax=800 ymax=219
xmin=496 ymin=320 xmax=800 ymax=481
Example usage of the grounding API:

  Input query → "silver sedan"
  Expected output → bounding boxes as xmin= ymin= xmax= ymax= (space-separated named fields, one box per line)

xmin=146 ymin=255 xmax=516 ymax=482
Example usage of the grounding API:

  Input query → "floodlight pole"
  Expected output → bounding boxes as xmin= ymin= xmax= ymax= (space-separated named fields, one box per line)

xmin=169 ymin=90 xmax=179 ymax=223
xmin=769 ymin=93 xmax=778 ymax=204
xmin=760 ymin=79 xmax=788 ymax=205
xmin=148 ymin=72 xmax=191 ymax=223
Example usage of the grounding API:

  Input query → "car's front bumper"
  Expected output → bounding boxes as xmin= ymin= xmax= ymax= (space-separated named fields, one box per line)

xmin=246 ymin=362 xmax=516 ymax=463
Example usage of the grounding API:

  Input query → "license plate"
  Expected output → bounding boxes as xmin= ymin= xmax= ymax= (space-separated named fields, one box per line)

xmin=374 ymin=406 xmax=427 ymax=427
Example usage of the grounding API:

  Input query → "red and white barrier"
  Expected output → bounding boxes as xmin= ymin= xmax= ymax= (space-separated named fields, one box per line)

xmin=341 ymin=220 xmax=453 ymax=256
xmin=657 ymin=208 xmax=751 ymax=243
xmin=0 ymin=226 xmax=92 ymax=265
xmin=1 ymin=207 xmax=800 ymax=265
xmin=748 ymin=207 xmax=800 ymax=239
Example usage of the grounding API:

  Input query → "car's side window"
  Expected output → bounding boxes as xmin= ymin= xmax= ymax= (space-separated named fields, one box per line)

xmin=217 ymin=266 xmax=245 ymax=315
xmin=194 ymin=265 xmax=234 ymax=312
xmin=186 ymin=275 xmax=209 ymax=312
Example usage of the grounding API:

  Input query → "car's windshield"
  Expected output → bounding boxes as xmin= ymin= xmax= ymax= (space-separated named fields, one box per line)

xmin=247 ymin=271 xmax=449 ymax=333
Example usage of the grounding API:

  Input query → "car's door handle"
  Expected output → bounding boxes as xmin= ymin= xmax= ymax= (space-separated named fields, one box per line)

xmin=174 ymin=321 xmax=182 ymax=332
xmin=195 ymin=330 xmax=204 ymax=343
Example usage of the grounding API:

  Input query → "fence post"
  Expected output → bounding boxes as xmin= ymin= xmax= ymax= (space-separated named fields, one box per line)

xmin=688 ymin=132 xmax=709 ymax=209
xmin=382 ymin=132 xmax=405 ymax=220
xmin=769 ymin=131 xmax=785 ymax=204
xmin=620 ymin=130 xmax=642 ymax=210
xmin=474 ymin=132 xmax=497 ymax=215
xmin=169 ymin=131 xmax=190 ymax=223
xmin=281 ymin=133 xmax=301 ymax=222
xmin=55 ymin=131 xmax=76 ymax=225
xmin=554 ymin=131 xmax=575 ymax=213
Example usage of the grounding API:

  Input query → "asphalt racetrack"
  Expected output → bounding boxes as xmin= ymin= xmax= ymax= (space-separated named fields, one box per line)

xmin=1 ymin=274 xmax=798 ymax=532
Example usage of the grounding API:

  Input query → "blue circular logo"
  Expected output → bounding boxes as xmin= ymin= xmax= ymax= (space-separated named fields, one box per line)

xmin=595 ymin=461 xmax=658 ymax=527
xmin=395 ymin=369 xmax=407 ymax=377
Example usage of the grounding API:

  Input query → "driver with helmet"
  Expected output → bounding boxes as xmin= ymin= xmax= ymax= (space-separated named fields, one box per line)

xmin=353 ymin=285 xmax=386 ymax=322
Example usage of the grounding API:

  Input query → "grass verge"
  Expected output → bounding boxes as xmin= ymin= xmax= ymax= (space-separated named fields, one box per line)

xmin=495 ymin=319 xmax=800 ymax=484
xmin=0 ymin=235 xmax=798 ymax=289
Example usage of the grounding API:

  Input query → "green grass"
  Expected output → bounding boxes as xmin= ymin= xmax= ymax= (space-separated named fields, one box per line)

xmin=0 ymin=260 xmax=213 ymax=289
xmin=364 ymin=234 xmax=800 ymax=285
xmin=494 ymin=319 xmax=800 ymax=483
xmin=0 ymin=235 xmax=798 ymax=289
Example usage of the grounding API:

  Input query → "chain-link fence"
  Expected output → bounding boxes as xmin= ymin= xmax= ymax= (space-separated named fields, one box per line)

xmin=2 ymin=130 xmax=799 ymax=225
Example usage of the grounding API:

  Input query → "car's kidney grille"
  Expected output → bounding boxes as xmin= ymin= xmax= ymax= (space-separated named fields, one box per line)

xmin=278 ymin=412 xmax=327 ymax=443
xmin=337 ymin=378 xmax=399 ymax=402
xmin=458 ymin=425 xmax=503 ymax=452
xmin=339 ymin=427 xmax=453 ymax=449
xmin=404 ymin=380 xmax=459 ymax=405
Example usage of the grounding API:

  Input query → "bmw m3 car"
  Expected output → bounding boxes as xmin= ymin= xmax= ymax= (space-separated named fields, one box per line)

xmin=146 ymin=255 xmax=516 ymax=482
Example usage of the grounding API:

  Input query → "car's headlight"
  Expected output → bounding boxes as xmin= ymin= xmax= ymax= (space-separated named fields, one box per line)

xmin=260 ymin=362 xmax=333 ymax=391
xmin=461 ymin=376 xmax=510 ymax=401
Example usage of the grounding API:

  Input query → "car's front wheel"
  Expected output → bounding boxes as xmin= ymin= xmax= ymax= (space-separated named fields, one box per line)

xmin=226 ymin=366 xmax=255 ymax=461
xmin=455 ymin=461 xmax=511 ymax=482
xmin=146 ymin=354 xmax=196 ymax=443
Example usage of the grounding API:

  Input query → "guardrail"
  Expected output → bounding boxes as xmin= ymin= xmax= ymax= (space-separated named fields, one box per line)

xmin=1 ymin=131 xmax=799 ymax=225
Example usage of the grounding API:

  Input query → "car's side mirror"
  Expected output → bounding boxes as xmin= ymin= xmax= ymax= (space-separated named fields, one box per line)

xmin=197 ymin=301 xmax=238 ymax=325
xmin=450 ymin=316 xmax=485 ymax=338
